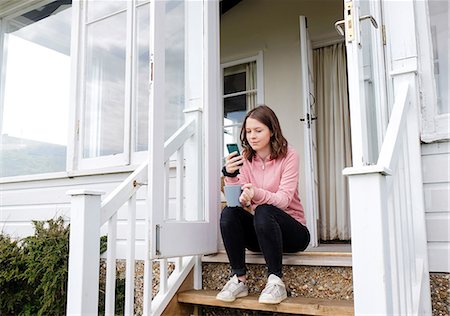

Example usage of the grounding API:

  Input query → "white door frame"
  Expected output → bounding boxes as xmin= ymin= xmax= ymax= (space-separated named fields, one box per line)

xmin=299 ymin=15 xmax=319 ymax=247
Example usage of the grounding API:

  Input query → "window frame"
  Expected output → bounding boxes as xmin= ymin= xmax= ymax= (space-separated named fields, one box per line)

xmin=416 ymin=0 xmax=450 ymax=142
xmin=220 ymin=51 xmax=264 ymax=153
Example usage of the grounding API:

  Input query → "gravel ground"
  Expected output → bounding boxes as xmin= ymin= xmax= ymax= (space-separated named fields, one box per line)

xmin=430 ymin=273 xmax=450 ymax=316
xmin=202 ymin=262 xmax=353 ymax=300
xmin=98 ymin=260 xmax=448 ymax=316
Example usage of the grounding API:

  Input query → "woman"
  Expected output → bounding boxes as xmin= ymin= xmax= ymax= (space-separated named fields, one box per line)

xmin=217 ymin=105 xmax=310 ymax=304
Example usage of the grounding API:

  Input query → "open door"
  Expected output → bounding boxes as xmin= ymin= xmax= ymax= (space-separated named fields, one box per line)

xmin=147 ymin=0 xmax=220 ymax=259
xmin=338 ymin=0 xmax=387 ymax=165
xmin=299 ymin=16 xmax=320 ymax=247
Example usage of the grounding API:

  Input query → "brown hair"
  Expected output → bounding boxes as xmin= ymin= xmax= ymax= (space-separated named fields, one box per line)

xmin=240 ymin=105 xmax=288 ymax=161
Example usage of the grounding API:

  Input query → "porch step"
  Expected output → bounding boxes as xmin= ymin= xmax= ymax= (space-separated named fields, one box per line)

xmin=178 ymin=290 xmax=354 ymax=315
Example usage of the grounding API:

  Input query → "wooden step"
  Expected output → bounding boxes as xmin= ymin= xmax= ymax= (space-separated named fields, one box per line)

xmin=178 ymin=290 xmax=354 ymax=315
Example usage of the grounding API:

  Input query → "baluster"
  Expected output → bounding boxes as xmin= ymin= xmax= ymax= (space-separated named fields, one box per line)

xmin=142 ymin=256 xmax=153 ymax=316
xmin=393 ymin=174 xmax=407 ymax=313
xmin=164 ymin=162 xmax=170 ymax=219
xmin=105 ymin=213 xmax=117 ymax=316
xmin=125 ymin=195 xmax=137 ymax=316
xmin=176 ymin=147 xmax=184 ymax=220
xmin=159 ymin=258 xmax=168 ymax=294
xmin=175 ymin=256 xmax=183 ymax=273
xmin=400 ymin=132 xmax=414 ymax=313
xmin=386 ymin=180 xmax=401 ymax=316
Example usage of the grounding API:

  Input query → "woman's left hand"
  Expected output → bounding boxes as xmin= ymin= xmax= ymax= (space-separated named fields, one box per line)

xmin=239 ymin=183 xmax=255 ymax=206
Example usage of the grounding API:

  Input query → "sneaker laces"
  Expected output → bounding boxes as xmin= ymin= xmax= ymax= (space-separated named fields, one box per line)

xmin=262 ymin=280 xmax=285 ymax=296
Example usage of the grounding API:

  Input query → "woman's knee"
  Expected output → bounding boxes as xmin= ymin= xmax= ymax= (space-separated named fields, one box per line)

xmin=220 ymin=206 xmax=238 ymax=227
xmin=254 ymin=204 xmax=276 ymax=231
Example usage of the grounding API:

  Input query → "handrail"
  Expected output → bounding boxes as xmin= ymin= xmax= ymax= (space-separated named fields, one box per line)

xmin=99 ymin=118 xmax=196 ymax=225
xmin=377 ymin=82 xmax=410 ymax=170
xmin=163 ymin=118 xmax=196 ymax=162
xmin=100 ymin=162 xmax=148 ymax=225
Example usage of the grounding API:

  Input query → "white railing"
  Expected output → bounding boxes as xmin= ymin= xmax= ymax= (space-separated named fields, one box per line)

xmin=66 ymin=117 xmax=200 ymax=316
xmin=343 ymin=79 xmax=432 ymax=315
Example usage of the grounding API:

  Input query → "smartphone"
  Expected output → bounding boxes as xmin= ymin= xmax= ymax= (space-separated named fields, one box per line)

xmin=226 ymin=143 xmax=243 ymax=166
xmin=226 ymin=143 xmax=240 ymax=156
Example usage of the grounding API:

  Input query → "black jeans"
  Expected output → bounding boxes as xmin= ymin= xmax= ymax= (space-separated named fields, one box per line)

xmin=220 ymin=204 xmax=310 ymax=278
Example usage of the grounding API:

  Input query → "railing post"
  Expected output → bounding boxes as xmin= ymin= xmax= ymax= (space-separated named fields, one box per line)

xmin=343 ymin=169 xmax=393 ymax=315
xmin=66 ymin=190 xmax=104 ymax=316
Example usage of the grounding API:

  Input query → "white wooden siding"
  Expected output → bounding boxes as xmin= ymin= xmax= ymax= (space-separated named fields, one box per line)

xmin=0 ymin=168 xmax=180 ymax=260
xmin=422 ymin=141 xmax=450 ymax=272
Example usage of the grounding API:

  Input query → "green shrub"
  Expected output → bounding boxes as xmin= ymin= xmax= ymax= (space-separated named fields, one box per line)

xmin=0 ymin=234 xmax=30 ymax=315
xmin=0 ymin=218 xmax=123 ymax=316
xmin=0 ymin=217 xmax=69 ymax=316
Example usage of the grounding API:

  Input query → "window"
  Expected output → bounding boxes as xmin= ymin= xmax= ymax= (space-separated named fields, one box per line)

xmin=222 ymin=54 xmax=263 ymax=153
xmin=79 ymin=0 xmax=151 ymax=169
xmin=78 ymin=0 xmax=187 ymax=169
xmin=0 ymin=1 xmax=72 ymax=177
xmin=418 ymin=0 xmax=449 ymax=141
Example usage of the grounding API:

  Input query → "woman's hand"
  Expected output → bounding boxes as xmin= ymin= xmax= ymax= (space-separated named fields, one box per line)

xmin=239 ymin=183 xmax=255 ymax=207
xmin=225 ymin=151 xmax=244 ymax=173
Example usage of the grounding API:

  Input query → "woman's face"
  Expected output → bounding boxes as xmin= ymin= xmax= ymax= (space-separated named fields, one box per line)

xmin=245 ymin=117 xmax=271 ymax=154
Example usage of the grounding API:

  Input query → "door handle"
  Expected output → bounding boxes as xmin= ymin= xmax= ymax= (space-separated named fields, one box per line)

xmin=359 ymin=15 xmax=378 ymax=29
xmin=335 ymin=15 xmax=378 ymax=36
xmin=335 ymin=20 xmax=345 ymax=36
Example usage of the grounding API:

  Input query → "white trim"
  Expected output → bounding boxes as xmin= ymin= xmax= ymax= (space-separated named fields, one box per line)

xmin=67 ymin=0 xmax=82 ymax=173
xmin=256 ymin=50 xmax=265 ymax=104
xmin=415 ymin=0 xmax=450 ymax=142
xmin=220 ymin=52 xmax=265 ymax=104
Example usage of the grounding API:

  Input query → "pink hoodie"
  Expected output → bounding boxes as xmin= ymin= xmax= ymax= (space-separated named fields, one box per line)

xmin=225 ymin=146 xmax=306 ymax=225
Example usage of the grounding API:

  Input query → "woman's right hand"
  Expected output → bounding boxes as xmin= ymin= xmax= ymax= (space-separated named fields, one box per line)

xmin=225 ymin=151 xmax=244 ymax=173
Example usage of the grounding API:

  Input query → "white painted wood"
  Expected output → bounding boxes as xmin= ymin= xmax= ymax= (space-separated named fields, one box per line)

xmin=344 ymin=0 xmax=370 ymax=166
xmin=423 ymin=184 xmax=450 ymax=213
xmin=299 ymin=15 xmax=319 ymax=247
xmin=150 ymin=256 xmax=196 ymax=316
xmin=124 ymin=195 xmax=136 ymax=316
xmin=176 ymin=148 xmax=184 ymax=220
xmin=66 ymin=190 xmax=102 ymax=316
xmin=100 ymin=162 xmax=147 ymax=225
xmin=143 ymin=0 xmax=164 ymax=312
xmin=105 ymin=213 xmax=117 ymax=316
xmin=377 ymin=82 xmax=409 ymax=169
xmin=426 ymin=213 xmax=450 ymax=242
xmin=159 ymin=258 xmax=168 ymax=294
xmin=347 ymin=173 xmax=393 ymax=315
xmin=428 ymin=243 xmax=450 ymax=272
xmin=163 ymin=119 xmax=195 ymax=162
xmin=421 ymin=154 xmax=450 ymax=184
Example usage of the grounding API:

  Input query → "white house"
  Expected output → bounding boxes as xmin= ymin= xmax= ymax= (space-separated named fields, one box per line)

xmin=0 ymin=0 xmax=448 ymax=315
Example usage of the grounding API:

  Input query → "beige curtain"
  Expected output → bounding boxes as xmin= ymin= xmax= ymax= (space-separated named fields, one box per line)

xmin=313 ymin=43 xmax=352 ymax=241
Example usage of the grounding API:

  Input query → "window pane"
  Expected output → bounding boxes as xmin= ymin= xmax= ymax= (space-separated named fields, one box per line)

xmin=224 ymin=72 xmax=246 ymax=95
xmin=83 ymin=12 xmax=126 ymax=158
xmin=0 ymin=1 xmax=72 ymax=177
xmin=224 ymin=95 xmax=246 ymax=124
xmin=164 ymin=0 xmax=186 ymax=141
xmin=429 ymin=0 xmax=448 ymax=114
xmin=87 ymin=0 xmax=127 ymax=23
xmin=135 ymin=3 xmax=150 ymax=152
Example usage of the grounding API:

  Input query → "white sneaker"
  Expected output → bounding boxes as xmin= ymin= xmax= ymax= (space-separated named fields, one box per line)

xmin=216 ymin=275 xmax=249 ymax=302
xmin=258 ymin=274 xmax=287 ymax=304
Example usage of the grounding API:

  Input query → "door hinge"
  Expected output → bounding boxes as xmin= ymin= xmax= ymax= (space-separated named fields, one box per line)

xmin=382 ymin=25 xmax=386 ymax=45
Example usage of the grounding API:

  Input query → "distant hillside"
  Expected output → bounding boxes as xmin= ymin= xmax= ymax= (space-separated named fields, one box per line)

xmin=0 ymin=134 xmax=66 ymax=177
